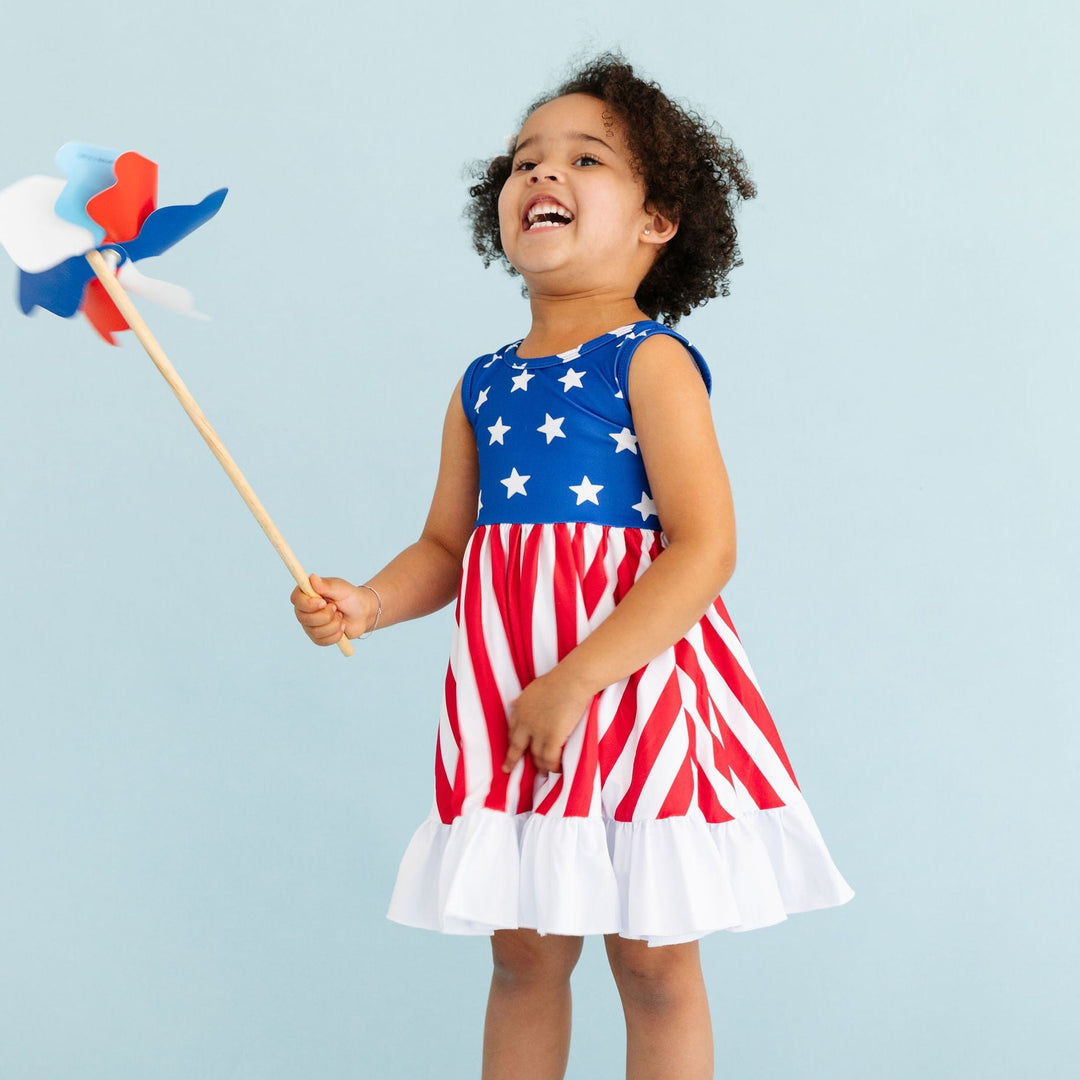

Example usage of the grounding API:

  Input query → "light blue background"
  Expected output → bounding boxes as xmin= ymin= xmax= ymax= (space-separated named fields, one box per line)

xmin=1 ymin=1 xmax=1076 ymax=1077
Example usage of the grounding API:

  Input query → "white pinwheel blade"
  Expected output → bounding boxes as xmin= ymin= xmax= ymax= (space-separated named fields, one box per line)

xmin=0 ymin=175 xmax=95 ymax=273
xmin=117 ymin=260 xmax=210 ymax=320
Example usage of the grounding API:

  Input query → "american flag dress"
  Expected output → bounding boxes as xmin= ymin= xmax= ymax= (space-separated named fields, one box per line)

xmin=387 ymin=321 xmax=853 ymax=945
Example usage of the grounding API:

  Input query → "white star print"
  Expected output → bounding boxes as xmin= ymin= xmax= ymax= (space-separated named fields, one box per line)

xmin=488 ymin=416 xmax=511 ymax=445
xmin=474 ymin=387 xmax=490 ymax=412
xmin=537 ymin=414 xmax=566 ymax=443
xmin=557 ymin=346 xmax=581 ymax=361
xmin=478 ymin=492 xmax=483 ymax=512
xmin=501 ymin=467 xmax=530 ymax=498
xmin=558 ymin=367 xmax=585 ymax=392
xmin=632 ymin=492 xmax=658 ymax=520
xmin=569 ymin=476 xmax=604 ymax=506
xmin=609 ymin=427 xmax=639 ymax=454
xmin=511 ymin=371 xmax=535 ymax=392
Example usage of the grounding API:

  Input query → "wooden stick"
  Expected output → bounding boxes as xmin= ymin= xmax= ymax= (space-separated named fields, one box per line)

xmin=85 ymin=249 xmax=353 ymax=657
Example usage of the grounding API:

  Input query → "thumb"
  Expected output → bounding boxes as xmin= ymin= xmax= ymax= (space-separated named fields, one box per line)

xmin=308 ymin=574 xmax=352 ymax=603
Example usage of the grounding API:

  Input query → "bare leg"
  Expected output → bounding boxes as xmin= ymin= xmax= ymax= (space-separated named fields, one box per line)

xmin=605 ymin=935 xmax=714 ymax=1080
xmin=482 ymin=929 xmax=584 ymax=1080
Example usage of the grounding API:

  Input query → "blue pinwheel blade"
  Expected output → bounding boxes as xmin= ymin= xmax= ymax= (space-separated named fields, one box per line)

xmin=18 ymin=253 xmax=98 ymax=317
xmin=110 ymin=188 xmax=228 ymax=264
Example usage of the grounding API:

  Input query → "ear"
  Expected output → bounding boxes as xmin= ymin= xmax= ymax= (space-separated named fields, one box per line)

xmin=641 ymin=205 xmax=678 ymax=247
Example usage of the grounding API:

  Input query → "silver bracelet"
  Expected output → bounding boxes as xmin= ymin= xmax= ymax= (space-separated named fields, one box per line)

xmin=357 ymin=584 xmax=382 ymax=639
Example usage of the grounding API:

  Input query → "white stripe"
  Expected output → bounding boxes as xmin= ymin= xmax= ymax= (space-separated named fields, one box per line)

xmin=632 ymin=687 xmax=691 ymax=819
xmin=705 ymin=605 xmax=763 ymax=695
xmin=675 ymin=665 xmax=741 ymax=818
xmin=683 ymin=627 xmax=800 ymax=803
xmin=599 ymin=652 xmax=674 ymax=816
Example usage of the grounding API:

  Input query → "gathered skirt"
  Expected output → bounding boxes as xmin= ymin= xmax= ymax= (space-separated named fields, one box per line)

xmin=388 ymin=522 xmax=853 ymax=945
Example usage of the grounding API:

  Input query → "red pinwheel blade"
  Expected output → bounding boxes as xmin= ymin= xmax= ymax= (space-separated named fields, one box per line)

xmin=81 ymin=276 xmax=129 ymax=344
xmin=86 ymin=152 xmax=158 ymax=245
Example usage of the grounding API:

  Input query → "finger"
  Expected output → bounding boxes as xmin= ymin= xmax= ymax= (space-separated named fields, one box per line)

xmin=295 ymin=605 xmax=337 ymax=628
xmin=531 ymin=741 xmax=563 ymax=775
xmin=293 ymin=592 xmax=329 ymax=614
xmin=502 ymin=728 xmax=531 ymax=774
xmin=309 ymin=616 xmax=345 ymax=645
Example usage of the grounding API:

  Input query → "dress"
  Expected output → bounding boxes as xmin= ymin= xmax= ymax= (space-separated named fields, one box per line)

xmin=387 ymin=321 xmax=853 ymax=945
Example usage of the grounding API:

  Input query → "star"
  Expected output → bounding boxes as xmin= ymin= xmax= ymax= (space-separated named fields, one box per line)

xmin=501 ymin=467 xmax=530 ymax=498
xmin=569 ymin=476 xmax=604 ymax=506
xmin=474 ymin=386 xmax=490 ymax=412
xmin=537 ymin=414 xmax=566 ymax=443
xmin=609 ymin=427 xmax=638 ymax=454
xmin=488 ymin=416 xmax=511 ymax=445
xmin=478 ymin=491 xmax=483 ymax=512
xmin=511 ymin=370 xmax=535 ymax=392
xmin=558 ymin=367 xmax=585 ymax=392
xmin=557 ymin=346 xmax=581 ymax=361
xmin=632 ymin=492 xmax=658 ymax=520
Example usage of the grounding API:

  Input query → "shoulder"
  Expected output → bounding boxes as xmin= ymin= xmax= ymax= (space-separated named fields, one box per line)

xmin=459 ymin=342 xmax=518 ymax=418
xmin=614 ymin=323 xmax=713 ymax=399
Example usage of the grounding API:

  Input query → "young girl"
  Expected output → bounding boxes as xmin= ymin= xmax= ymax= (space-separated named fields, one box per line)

xmin=292 ymin=55 xmax=853 ymax=1080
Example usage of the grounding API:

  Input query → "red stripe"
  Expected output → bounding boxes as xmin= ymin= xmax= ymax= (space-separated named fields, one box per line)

xmin=581 ymin=527 xmax=610 ymax=618
xmin=552 ymin=523 xmax=578 ymax=661
xmin=613 ymin=670 xmax=682 ymax=821
xmin=512 ymin=526 xmax=542 ymax=813
xmin=694 ymin=749 xmax=733 ymax=823
xmin=516 ymin=759 xmax=539 ymax=813
xmin=657 ymin=710 xmax=695 ymax=818
xmin=615 ymin=530 xmax=644 ymax=600
xmin=515 ymin=527 xmax=542 ymax=685
xmin=434 ymin=725 xmax=454 ymax=823
xmin=599 ymin=676 xmax=640 ymax=783
xmin=564 ymin=697 xmax=601 ymax=817
xmin=710 ymin=700 xmax=785 ymax=810
xmin=442 ymin=665 xmax=467 ymax=819
xmin=698 ymin=614 xmax=799 ymax=789
xmin=711 ymin=595 xmax=738 ymax=637
xmin=487 ymin=526 xmax=532 ymax=687
xmin=535 ymin=773 xmax=564 ymax=814
xmin=462 ymin=535 xmax=511 ymax=812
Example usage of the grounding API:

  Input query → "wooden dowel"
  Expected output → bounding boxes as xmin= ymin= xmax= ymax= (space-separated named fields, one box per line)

xmin=86 ymin=249 xmax=353 ymax=657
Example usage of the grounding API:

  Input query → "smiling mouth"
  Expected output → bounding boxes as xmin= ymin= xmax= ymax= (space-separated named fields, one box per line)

xmin=523 ymin=199 xmax=575 ymax=231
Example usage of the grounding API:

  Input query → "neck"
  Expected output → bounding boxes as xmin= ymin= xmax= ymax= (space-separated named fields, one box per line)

xmin=517 ymin=291 xmax=650 ymax=358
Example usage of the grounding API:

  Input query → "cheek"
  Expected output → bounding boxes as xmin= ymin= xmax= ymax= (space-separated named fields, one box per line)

xmin=497 ymin=181 xmax=519 ymax=237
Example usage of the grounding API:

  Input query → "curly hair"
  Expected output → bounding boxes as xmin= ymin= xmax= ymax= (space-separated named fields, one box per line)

xmin=465 ymin=54 xmax=757 ymax=326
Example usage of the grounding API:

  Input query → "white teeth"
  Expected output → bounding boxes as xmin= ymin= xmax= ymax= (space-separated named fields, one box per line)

xmin=526 ymin=200 xmax=574 ymax=228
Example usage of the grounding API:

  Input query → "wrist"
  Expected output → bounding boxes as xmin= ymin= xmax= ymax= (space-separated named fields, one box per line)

xmin=354 ymin=583 xmax=383 ymax=639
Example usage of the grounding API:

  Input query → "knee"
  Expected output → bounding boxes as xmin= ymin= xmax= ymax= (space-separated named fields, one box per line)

xmin=490 ymin=929 xmax=583 ymax=990
xmin=606 ymin=937 xmax=702 ymax=1013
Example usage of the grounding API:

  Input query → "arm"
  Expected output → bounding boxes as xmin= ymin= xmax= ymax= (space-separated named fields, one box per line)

xmin=503 ymin=334 xmax=737 ymax=771
xmin=291 ymin=380 xmax=479 ymax=644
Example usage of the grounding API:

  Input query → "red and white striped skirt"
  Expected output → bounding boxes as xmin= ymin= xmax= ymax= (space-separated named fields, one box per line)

xmin=388 ymin=523 xmax=853 ymax=945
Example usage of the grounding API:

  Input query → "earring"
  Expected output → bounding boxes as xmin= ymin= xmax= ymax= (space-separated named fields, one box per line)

xmin=644 ymin=227 xmax=651 ymax=235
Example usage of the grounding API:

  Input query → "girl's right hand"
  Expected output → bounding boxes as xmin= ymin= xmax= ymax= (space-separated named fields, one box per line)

xmin=290 ymin=574 xmax=376 ymax=645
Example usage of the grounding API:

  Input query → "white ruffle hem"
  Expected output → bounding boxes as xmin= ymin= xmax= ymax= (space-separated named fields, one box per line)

xmin=387 ymin=799 xmax=854 ymax=947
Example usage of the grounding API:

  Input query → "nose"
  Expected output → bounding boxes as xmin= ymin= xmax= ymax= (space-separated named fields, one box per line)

xmin=528 ymin=170 xmax=560 ymax=184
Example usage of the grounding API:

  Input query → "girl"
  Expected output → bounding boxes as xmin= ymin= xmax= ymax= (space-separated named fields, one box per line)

xmin=292 ymin=55 xmax=853 ymax=1080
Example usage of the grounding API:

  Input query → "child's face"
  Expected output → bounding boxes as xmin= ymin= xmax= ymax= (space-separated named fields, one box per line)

xmin=498 ymin=94 xmax=659 ymax=296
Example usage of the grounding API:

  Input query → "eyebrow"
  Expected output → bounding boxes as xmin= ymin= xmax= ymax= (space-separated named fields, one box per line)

xmin=513 ymin=132 xmax=616 ymax=155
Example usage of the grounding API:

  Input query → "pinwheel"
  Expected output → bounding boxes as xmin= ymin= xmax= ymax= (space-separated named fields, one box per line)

xmin=0 ymin=143 xmax=352 ymax=655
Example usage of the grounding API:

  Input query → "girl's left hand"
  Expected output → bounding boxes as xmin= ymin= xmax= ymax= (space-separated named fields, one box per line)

xmin=502 ymin=670 xmax=594 ymax=775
